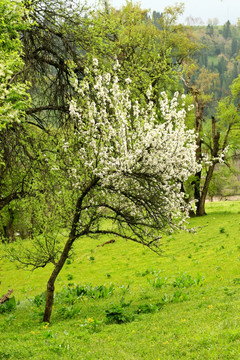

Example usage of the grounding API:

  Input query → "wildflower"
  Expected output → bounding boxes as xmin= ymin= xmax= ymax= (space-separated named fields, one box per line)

xmin=87 ymin=317 xmax=94 ymax=323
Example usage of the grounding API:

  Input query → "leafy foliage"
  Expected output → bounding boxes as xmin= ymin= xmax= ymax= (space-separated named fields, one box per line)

xmin=172 ymin=273 xmax=204 ymax=288
xmin=147 ymin=275 xmax=168 ymax=289
xmin=0 ymin=0 xmax=30 ymax=129
xmin=105 ymin=299 xmax=135 ymax=324
xmin=136 ymin=303 xmax=158 ymax=314
xmin=0 ymin=296 xmax=16 ymax=314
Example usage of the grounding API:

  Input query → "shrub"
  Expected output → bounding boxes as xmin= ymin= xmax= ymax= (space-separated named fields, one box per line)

xmin=105 ymin=305 xmax=135 ymax=324
xmin=136 ymin=303 xmax=158 ymax=314
xmin=33 ymin=292 xmax=46 ymax=307
xmin=105 ymin=299 xmax=134 ymax=324
xmin=0 ymin=297 xmax=16 ymax=314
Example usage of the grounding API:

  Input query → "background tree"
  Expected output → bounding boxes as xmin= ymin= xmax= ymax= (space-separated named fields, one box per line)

xmin=104 ymin=2 xmax=199 ymax=104
xmin=0 ymin=0 xmax=33 ymax=241
xmin=22 ymin=0 xmax=118 ymax=128
xmin=181 ymin=60 xmax=240 ymax=215
xmin=0 ymin=0 xmax=119 ymax=241
xmin=0 ymin=0 xmax=29 ymax=129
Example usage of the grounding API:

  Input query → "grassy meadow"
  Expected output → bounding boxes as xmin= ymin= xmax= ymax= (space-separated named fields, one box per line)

xmin=1 ymin=201 xmax=240 ymax=359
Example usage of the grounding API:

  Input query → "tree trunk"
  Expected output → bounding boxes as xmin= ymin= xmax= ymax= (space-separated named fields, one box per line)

xmin=193 ymin=170 xmax=201 ymax=206
xmin=43 ymin=234 xmax=76 ymax=323
xmin=196 ymin=164 xmax=215 ymax=216
xmin=3 ymin=208 xmax=16 ymax=243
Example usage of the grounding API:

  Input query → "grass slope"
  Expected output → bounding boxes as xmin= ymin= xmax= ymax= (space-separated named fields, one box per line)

xmin=1 ymin=201 xmax=240 ymax=359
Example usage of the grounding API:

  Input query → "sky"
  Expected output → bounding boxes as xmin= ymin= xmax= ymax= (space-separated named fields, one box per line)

xmin=107 ymin=0 xmax=240 ymax=25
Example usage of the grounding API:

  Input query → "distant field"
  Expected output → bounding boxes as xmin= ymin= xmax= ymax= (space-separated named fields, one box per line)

xmin=1 ymin=201 xmax=240 ymax=359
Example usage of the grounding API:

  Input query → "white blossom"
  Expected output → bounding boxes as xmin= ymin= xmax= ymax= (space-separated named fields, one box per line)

xmin=66 ymin=61 xmax=201 ymax=242
xmin=125 ymin=78 xmax=132 ymax=85
xmin=93 ymin=58 xmax=98 ymax=67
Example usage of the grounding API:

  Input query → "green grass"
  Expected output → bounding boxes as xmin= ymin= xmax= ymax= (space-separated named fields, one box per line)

xmin=1 ymin=201 xmax=240 ymax=359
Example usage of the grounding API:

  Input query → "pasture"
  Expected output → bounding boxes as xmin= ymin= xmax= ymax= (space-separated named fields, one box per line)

xmin=1 ymin=201 xmax=240 ymax=359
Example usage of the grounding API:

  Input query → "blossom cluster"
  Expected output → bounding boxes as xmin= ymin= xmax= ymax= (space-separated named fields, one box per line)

xmin=66 ymin=60 xmax=201 ymax=240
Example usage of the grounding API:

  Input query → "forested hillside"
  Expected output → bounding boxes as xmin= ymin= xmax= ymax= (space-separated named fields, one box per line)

xmin=193 ymin=22 xmax=240 ymax=98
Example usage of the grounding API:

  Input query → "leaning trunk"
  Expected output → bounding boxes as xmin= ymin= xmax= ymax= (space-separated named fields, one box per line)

xmin=43 ymin=277 xmax=55 ymax=323
xmin=43 ymin=235 xmax=76 ymax=323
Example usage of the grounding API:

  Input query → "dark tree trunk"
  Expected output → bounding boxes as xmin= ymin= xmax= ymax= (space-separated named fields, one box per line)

xmin=3 ymin=209 xmax=16 ymax=243
xmin=196 ymin=164 xmax=215 ymax=216
xmin=193 ymin=169 xmax=202 ymax=209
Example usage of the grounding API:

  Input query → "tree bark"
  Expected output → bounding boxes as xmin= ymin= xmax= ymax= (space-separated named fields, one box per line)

xmin=196 ymin=164 xmax=215 ymax=216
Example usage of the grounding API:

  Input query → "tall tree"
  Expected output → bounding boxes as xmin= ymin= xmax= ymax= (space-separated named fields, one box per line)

xmin=182 ymin=61 xmax=240 ymax=215
xmin=0 ymin=0 xmax=33 ymax=240
xmin=223 ymin=20 xmax=231 ymax=39
xmin=181 ymin=63 xmax=218 ymax=215
xmin=105 ymin=2 xmax=199 ymax=104
xmin=0 ymin=0 xmax=118 ymax=240
xmin=22 ymin=0 xmax=117 ymax=129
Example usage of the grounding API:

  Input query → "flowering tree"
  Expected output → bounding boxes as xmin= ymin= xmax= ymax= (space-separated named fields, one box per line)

xmin=12 ymin=61 xmax=200 ymax=323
